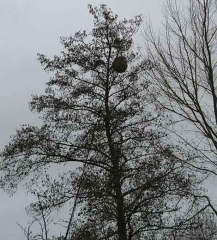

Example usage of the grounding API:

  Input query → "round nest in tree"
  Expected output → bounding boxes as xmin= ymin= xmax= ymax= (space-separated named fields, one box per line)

xmin=112 ymin=56 xmax=128 ymax=73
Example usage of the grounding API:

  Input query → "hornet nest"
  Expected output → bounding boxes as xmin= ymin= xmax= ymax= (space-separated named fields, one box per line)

xmin=112 ymin=56 xmax=128 ymax=73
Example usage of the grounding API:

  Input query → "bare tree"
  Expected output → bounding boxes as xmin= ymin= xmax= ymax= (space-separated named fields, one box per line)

xmin=144 ymin=0 xmax=217 ymax=175
xmin=164 ymin=208 xmax=217 ymax=239
xmin=18 ymin=195 xmax=52 ymax=240
xmin=17 ymin=221 xmax=37 ymax=240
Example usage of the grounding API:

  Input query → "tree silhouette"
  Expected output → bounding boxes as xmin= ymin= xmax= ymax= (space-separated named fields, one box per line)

xmin=144 ymin=0 xmax=217 ymax=176
xmin=0 ymin=4 xmax=204 ymax=240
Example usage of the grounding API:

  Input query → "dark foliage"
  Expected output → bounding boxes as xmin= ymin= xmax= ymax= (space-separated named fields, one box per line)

xmin=0 ymin=4 xmax=205 ymax=240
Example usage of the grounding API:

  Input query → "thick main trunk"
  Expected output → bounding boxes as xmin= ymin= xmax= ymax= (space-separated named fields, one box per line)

xmin=104 ymin=45 xmax=127 ymax=240
xmin=105 ymin=123 xmax=127 ymax=240
xmin=105 ymin=125 xmax=127 ymax=240
xmin=113 ymin=166 xmax=127 ymax=240
xmin=104 ymin=104 xmax=127 ymax=240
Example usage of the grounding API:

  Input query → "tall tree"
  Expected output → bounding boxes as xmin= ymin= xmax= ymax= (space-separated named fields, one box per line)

xmin=144 ymin=0 xmax=217 ymax=175
xmin=0 ymin=4 xmax=204 ymax=240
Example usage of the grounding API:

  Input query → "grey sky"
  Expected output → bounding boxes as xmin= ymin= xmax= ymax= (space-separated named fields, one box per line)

xmin=0 ymin=1 xmax=164 ymax=239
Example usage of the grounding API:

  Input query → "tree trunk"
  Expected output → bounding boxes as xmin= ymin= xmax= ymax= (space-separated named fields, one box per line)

xmin=113 ymin=167 xmax=127 ymax=240
xmin=104 ymin=46 xmax=127 ymax=240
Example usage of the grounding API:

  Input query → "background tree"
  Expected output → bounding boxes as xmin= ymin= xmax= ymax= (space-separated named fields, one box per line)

xmin=163 ymin=209 xmax=217 ymax=239
xmin=17 ymin=195 xmax=52 ymax=240
xmin=0 ymin=4 xmax=206 ymax=240
xmin=144 ymin=0 xmax=217 ymax=176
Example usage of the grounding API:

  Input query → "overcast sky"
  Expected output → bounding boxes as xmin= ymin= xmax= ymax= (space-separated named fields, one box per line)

xmin=0 ymin=1 xmax=165 ymax=239
xmin=1 ymin=0 xmax=217 ymax=239
xmin=7 ymin=1 xmax=217 ymax=240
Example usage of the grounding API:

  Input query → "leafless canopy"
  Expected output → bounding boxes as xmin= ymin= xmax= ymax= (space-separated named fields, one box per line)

xmin=144 ymin=0 xmax=217 ymax=173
